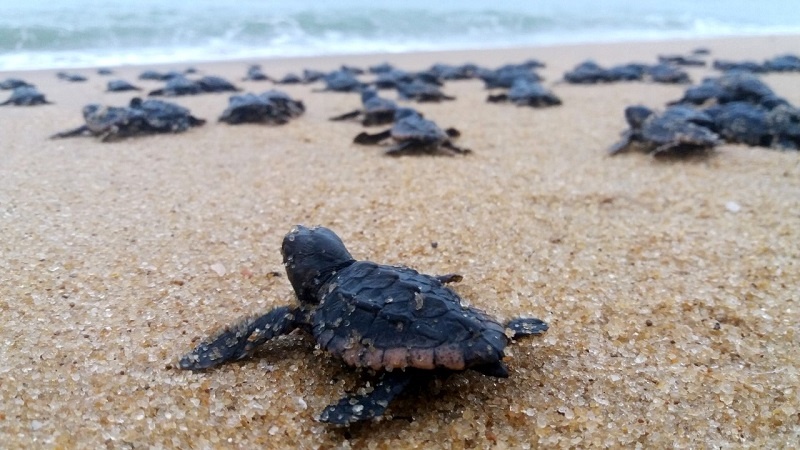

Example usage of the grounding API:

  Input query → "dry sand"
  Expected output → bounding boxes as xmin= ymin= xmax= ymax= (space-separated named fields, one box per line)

xmin=1 ymin=35 xmax=799 ymax=448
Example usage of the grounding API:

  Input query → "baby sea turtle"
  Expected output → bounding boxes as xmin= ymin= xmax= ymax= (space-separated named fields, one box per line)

xmin=179 ymin=225 xmax=549 ymax=425
xmin=243 ymin=64 xmax=271 ymax=82
xmin=0 ymin=86 xmax=52 ymax=106
xmin=329 ymin=89 xmax=398 ymax=126
xmin=713 ymin=59 xmax=766 ymax=73
xmin=56 ymin=71 xmax=87 ymax=82
xmin=487 ymin=78 xmax=561 ymax=107
xmin=763 ymin=54 xmax=800 ymax=72
xmin=657 ymin=54 xmax=706 ymax=67
xmin=219 ymin=90 xmax=305 ymax=125
xmin=149 ymin=75 xmax=241 ymax=97
xmin=609 ymin=105 xmax=721 ymax=156
xmin=706 ymin=102 xmax=800 ymax=150
xmin=354 ymin=108 xmax=469 ymax=156
xmin=647 ymin=63 xmax=690 ymax=84
xmin=480 ymin=64 xmax=542 ymax=90
xmin=106 ymin=79 xmax=142 ymax=92
xmin=51 ymin=97 xmax=205 ymax=141
xmin=315 ymin=70 xmax=367 ymax=93
xmin=0 ymin=78 xmax=34 ymax=90
xmin=396 ymin=79 xmax=454 ymax=103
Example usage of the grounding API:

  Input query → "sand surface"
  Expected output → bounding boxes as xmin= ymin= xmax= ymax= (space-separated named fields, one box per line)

xmin=1 ymin=35 xmax=799 ymax=448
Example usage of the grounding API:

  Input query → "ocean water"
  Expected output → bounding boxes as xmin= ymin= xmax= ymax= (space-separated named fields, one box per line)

xmin=1 ymin=0 xmax=799 ymax=70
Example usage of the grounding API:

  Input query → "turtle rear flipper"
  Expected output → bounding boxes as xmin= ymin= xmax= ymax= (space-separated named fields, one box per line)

xmin=179 ymin=305 xmax=304 ymax=370
xmin=608 ymin=132 xmax=634 ymax=155
xmin=440 ymin=140 xmax=471 ymax=156
xmin=189 ymin=116 xmax=206 ymax=127
xmin=318 ymin=370 xmax=415 ymax=425
xmin=472 ymin=361 xmax=509 ymax=378
xmin=506 ymin=317 xmax=549 ymax=339
xmin=50 ymin=125 xmax=91 ymax=139
xmin=487 ymin=94 xmax=509 ymax=103
xmin=354 ymin=129 xmax=392 ymax=145
xmin=329 ymin=110 xmax=362 ymax=121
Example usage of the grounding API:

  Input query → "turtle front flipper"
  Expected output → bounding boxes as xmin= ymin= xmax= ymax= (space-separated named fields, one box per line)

xmin=50 ymin=125 xmax=91 ymax=139
xmin=318 ymin=370 xmax=415 ymax=425
xmin=505 ymin=317 xmax=549 ymax=339
xmin=608 ymin=131 xmax=634 ymax=155
xmin=353 ymin=129 xmax=392 ymax=145
xmin=329 ymin=110 xmax=362 ymax=121
xmin=434 ymin=273 xmax=463 ymax=284
xmin=440 ymin=140 xmax=471 ymax=156
xmin=179 ymin=305 xmax=304 ymax=370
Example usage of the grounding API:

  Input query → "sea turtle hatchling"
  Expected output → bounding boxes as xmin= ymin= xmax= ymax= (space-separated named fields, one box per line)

xmin=329 ymin=89 xmax=398 ymax=126
xmin=0 ymin=86 xmax=52 ymax=106
xmin=353 ymin=108 xmax=469 ymax=156
xmin=51 ymin=97 xmax=205 ymax=141
xmin=219 ymin=90 xmax=305 ymax=125
xmin=609 ymin=105 xmax=721 ymax=156
xmin=180 ymin=225 xmax=549 ymax=425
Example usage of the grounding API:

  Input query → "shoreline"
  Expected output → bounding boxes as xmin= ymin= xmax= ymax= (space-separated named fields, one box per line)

xmin=3 ymin=33 xmax=800 ymax=76
xmin=2 ymin=34 xmax=799 ymax=448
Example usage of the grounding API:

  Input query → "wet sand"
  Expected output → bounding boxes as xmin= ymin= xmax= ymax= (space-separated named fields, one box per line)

xmin=1 ymin=35 xmax=799 ymax=448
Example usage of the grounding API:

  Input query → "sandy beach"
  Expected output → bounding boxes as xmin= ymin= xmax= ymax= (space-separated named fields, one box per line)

xmin=1 ymin=34 xmax=799 ymax=448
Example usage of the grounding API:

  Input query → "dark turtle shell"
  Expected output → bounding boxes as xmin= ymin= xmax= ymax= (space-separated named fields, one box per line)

xmin=391 ymin=110 xmax=448 ymax=144
xmin=313 ymin=261 xmax=507 ymax=372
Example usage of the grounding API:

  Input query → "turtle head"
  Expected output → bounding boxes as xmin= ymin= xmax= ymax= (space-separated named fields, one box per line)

xmin=624 ymin=105 xmax=654 ymax=129
xmin=282 ymin=225 xmax=355 ymax=304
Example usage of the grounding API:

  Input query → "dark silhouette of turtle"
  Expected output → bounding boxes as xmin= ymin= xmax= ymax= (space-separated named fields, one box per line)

xmin=395 ymin=79 xmax=454 ymax=103
xmin=657 ymin=55 xmax=706 ymax=67
xmin=706 ymin=102 xmax=800 ymax=150
xmin=219 ymin=90 xmax=305 ymax=125
xmin=0 ymin=78 xmax=34 ymax=90
xmin=138 ymin=70 xmax=186 ymax=81
xmin=609 ymin=105 xmax=721 ymax=156
xmin=51 ymin=98 xmax=205 ymax=141
xmin=713 ymin=59 xmax=766 ymax=73
xmin=315 ymin=70 xmax=367 ymax=93
xmin=97 ymin=68 xmax=114 ymax=75
xmin=195 ymin=76 xmax=241 ymax=93
xmin=425 ymin=63 xmax=482 ymax=81
xmin=479 ymin=64 xmax=543 ymax=90
xmin=354 ymin=108 xmax=469 ymax=156
xmin=329 ymin=89 xmax=398 ymax=126
xmin=106 ymin=79 xmax=142 ymax=92
xmin=301 ymin=69 xmax=326 ymax=84
xmin=763 ymin=54 xmax=800 ymax=72
xmin=369 ymin=62 xmax=396 ymax=74
xmin=372 ymin=69 xmax=415 ymax=90
xmin=669 ymin=71 xmax=785 ymax=108
xmin=487 ymin=78 xmax=561 ymax=108
xmin=56 ymin=71 xmax=87 ymax=82
xmin=647 ymin=64 xmax=690 ymax=84
xmin=179 ymin=225 xmax=548 ymax=425
xmin=148 ymin=76 xmax=202 ymax=96
xmin=149 ymin=75 xmax=241 ymax=96
xmin=274 ymin=73 xmax=303 ymax=85
xmin=563 ymin=61 xmax=614 ymax=84
xmin=0 ymin=86 xmax=51 ymax=106
xmin=243 ymin=64 xmax=271 ymax=81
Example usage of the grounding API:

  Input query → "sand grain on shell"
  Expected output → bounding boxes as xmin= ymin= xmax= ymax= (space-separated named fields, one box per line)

xmin=1 ymin=35 xmax=800 ymax=448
